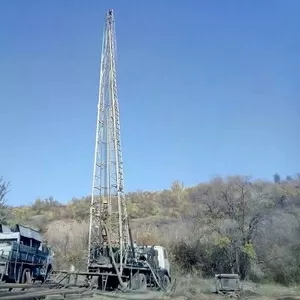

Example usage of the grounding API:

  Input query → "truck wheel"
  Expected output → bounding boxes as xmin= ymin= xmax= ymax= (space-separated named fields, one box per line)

xmin=137 ymin=273 xmax=147 ymax=291
xmin=20 ymin=268 xmax=32 ymax=290
xmin=131 ymin=273 xmax=147 ymax=291
xmin=161 ymin=274 xmax=170 ymax=291
xmin=22 ymin=268 xmax=32 ymax=284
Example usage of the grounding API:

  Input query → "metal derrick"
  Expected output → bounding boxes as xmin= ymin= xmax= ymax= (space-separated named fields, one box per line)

xmin=87 ymin=9 xmax=129 ymax=270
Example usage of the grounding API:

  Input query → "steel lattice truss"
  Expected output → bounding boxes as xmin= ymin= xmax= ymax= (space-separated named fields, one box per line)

xmin=88 ymin=9 xmax=129 ymax=269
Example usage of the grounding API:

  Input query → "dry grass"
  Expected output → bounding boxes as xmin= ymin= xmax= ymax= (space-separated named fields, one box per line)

xmin=254 ymin=283 xmax=300 ymax=299
xmin=45 ymin=219 xmax=89 ymax=269
xmin=46 ymin=276 xmax=300 ymax=300
xmin=42 ymin=219 xmax=300 ymax=300
xmin=160 ymin=277 xmax=300 ymax=300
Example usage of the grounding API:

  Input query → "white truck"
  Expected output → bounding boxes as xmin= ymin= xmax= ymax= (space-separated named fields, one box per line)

xmin=132 ymin=245 xmax=171 ymax=289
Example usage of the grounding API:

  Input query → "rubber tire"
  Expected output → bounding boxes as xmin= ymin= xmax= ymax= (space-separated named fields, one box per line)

xmin=131 ymin=273 xmax=147 ymax=291
xmin=161 ymin=274 xmax=170 ymax=291
xmin=20 ymin=268 xmax=32 ymax=291
xmin=137 ymin=273 xmax=147 ymax=291
xmin=21 ymin=268 xmax=32 ymax=284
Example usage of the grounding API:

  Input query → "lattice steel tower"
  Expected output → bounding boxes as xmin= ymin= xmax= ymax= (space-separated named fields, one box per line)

xmin=88 ymin=9 xmax=129 ymax=269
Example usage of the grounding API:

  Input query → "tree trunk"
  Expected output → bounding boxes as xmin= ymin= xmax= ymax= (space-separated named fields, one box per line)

xmin=235 ymin=247 xmax=240 ymax=274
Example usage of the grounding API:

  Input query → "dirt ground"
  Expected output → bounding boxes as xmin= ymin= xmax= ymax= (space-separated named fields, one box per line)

xmin=46 ymin=277 xmax=300 ymax=300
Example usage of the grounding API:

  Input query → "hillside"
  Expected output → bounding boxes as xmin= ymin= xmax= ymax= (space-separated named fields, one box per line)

xmin=1 ymin=174 xmax=300 ymax=286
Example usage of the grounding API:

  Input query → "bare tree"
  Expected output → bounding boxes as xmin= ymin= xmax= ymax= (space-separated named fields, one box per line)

xmin=0 ymin=177 xmax=10 ymax=223
xmin=195 ymin=176 xmax=274 ymax=278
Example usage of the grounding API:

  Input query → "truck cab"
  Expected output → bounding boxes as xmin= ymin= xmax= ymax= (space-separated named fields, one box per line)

xmin=135 ymin=245 xmax=171 ymax=280
xmin=153 ymin=246 xmax=171 ymax=278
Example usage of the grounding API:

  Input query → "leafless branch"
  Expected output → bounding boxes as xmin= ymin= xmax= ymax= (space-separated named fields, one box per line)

xmin=0 ymin=177 xmax=10 ymax=207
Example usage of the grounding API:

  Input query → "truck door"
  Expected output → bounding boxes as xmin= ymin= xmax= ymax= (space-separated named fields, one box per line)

xmin=163 ymin=248 xmax=170 ymax=275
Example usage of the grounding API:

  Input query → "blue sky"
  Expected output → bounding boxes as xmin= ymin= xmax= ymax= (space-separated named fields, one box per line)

xmin=0 ymin=0 xmax=299 ymax=205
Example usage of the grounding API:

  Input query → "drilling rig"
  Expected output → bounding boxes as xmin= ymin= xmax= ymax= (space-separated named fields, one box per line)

xmin=87 ymin=9 xmax=171 ymax=291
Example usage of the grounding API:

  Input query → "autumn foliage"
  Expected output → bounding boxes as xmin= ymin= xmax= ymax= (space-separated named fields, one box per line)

xmin=1 ymin=173 xmax=300 ymax=285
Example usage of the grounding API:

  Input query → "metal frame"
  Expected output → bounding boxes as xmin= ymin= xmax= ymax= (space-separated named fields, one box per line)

xmin=88 ymin=9 xmax=129 ymax=271
xmin=214 ymin=273 xmax=240 ymax=293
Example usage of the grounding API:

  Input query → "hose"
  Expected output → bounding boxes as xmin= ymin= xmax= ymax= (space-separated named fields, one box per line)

xmin=143 ymin=260 xmax=164 ymax=291
xmin=104 ymin=224 xmax=165 ymax=292
xmin=102 ymin=224 xmax=128 ymax=291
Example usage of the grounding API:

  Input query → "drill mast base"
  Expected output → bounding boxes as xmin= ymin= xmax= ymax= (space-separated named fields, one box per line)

xmin=87 ymin=245 xmax=171 ymax=291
